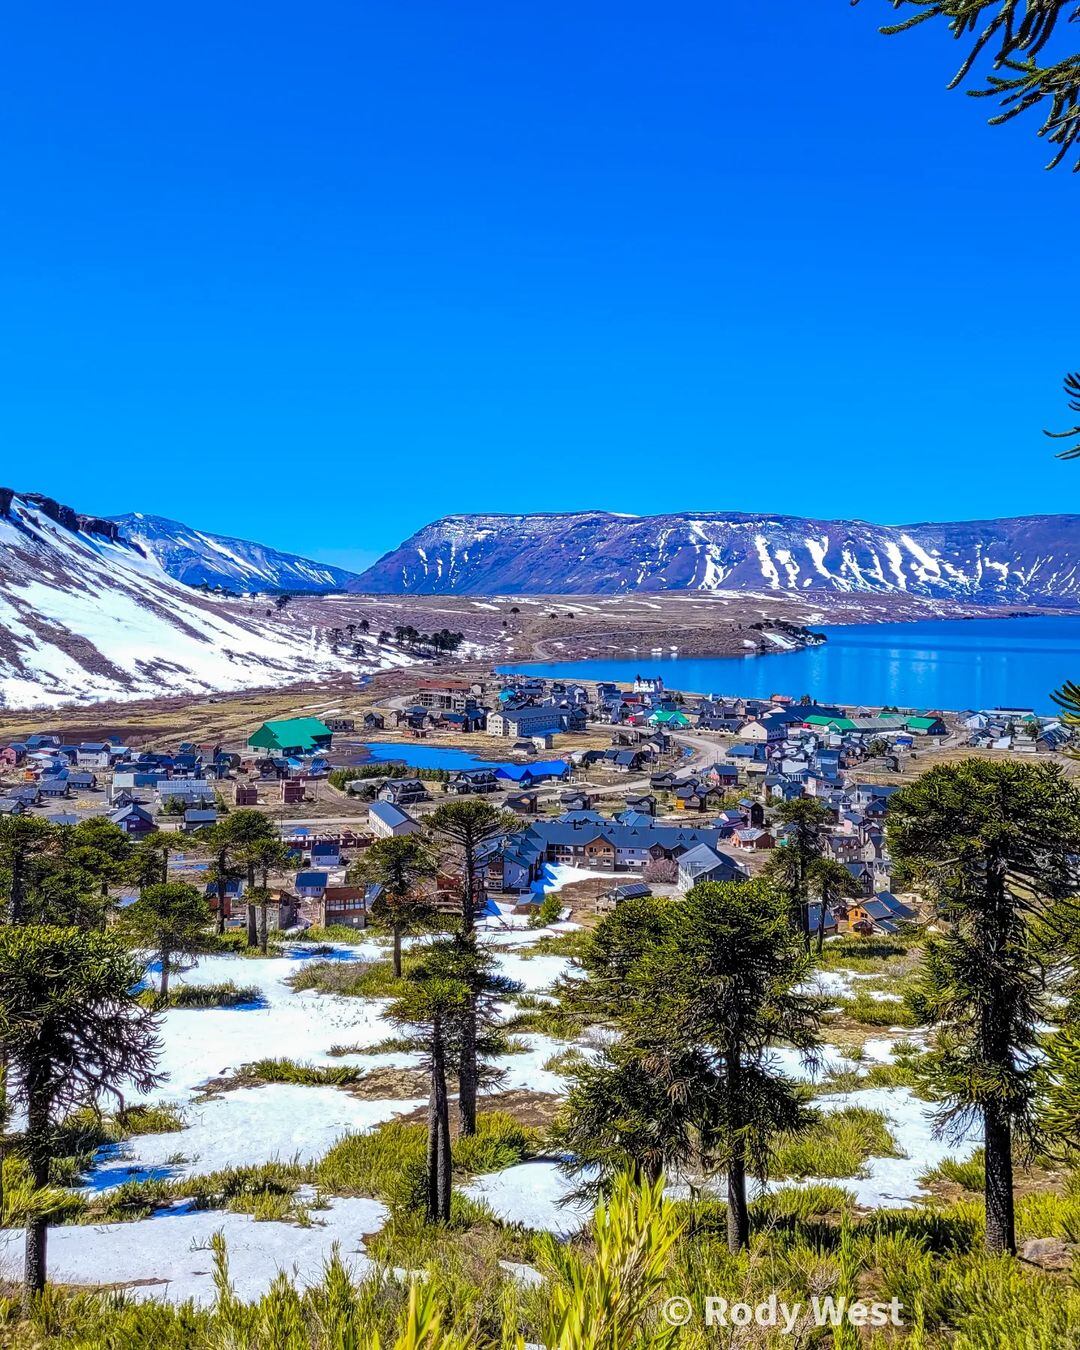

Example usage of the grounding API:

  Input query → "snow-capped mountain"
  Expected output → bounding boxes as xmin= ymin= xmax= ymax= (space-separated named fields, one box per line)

xmin=0 ymin=490 xmax=401 ymax=709
xmin=354 ymin=511 xmax=1080 ymax=601
xmin=112 ymin=512 xmax=359 ymax=593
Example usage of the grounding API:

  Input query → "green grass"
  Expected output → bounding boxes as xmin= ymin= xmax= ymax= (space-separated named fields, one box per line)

xmin=772 ymin=1105 xmax=904 ymax=1180
xmin=296 ymin=924 xmax=371 ymax=944
xmin=542 ymin=1047 xmax=588 ymax=1074
xmin=6 ymin=1166 xmax=1080 ymax=1346
xmin=514 ymin=930 xmax=589 ymax=960
xmin=921 ymin=1150 xmax=986 ymax=1193
xmin=501 ymin=992 xmax=585 ymax=1041
xmin=315 ymin=1110 xmax=541 ymax=1213
xmin=246 ymin=1057 xmax=366 ymax=1086
xmin=820 ymin=933 xmax=923 ymax=967
xmin=138 ymin=980 xmax=263 ymax=1008
xmin=287 ymin=956 xmax=412 ymax=998
xmin=3 ymin=1103 xmax=187 ymax=1197
xmin=327 ymin=1034 xmax=418 ymax=1056
xmin=832 ymin=990 xmax=920 ymax=1028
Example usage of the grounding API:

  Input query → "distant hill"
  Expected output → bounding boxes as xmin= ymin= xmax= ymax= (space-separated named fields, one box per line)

xmin=0 ymin=490 xmax=393 ymax=708
xmin=353 ymin=510 xmax=1080 ymax=601
xmin=112 ymin=513 xmax=361 ymax=594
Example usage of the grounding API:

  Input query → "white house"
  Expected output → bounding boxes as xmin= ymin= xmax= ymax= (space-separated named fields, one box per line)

xmin=368 ymin=801 xmax=420 ymax=839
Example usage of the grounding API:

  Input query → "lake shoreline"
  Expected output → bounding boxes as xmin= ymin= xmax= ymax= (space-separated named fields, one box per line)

xmin=497 ymin=614 xmax=1080 ymax=714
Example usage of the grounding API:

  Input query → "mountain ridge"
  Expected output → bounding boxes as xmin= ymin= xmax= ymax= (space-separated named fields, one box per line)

xmin=111 ymin=512 xmax=361 ymax=593
xmin=352 ymin=510 xmax=1080 ymax=601
xmin=0 ymin=490 xmax=400 ymax=709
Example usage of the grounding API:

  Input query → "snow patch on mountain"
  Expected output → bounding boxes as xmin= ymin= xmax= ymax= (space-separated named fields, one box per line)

xmin=355 ymin=511 xmax=1080 ymax=601
xmin=0 ymin=492 xmax=406 ymax=709
xmin=112 ymin=513 xmax=361 ymax=594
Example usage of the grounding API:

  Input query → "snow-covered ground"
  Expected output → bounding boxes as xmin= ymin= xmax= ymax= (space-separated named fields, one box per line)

xmin=82 ymin=1085 xmax=426 ymax=1191
xmin=2 ymin=1196 xmax=388 ymax=1305
xmin=0 ymin=928 xmax=985 ymax=1298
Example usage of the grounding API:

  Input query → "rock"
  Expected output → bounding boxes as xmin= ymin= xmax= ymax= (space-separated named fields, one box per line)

xmin=1018 ymin=1237 xmax=1076 ymax=1271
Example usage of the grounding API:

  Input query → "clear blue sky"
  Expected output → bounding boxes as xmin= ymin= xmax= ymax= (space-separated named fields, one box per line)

xmin=1 ymin=1 xmax=1076 ymax=572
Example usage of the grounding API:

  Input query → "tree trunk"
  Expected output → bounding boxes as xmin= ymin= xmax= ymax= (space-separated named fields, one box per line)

xmin=980 ymin=854 xmax=1017 ymax=1257
xmin=9 ymin=848 xmax=25 ymax=925
xmin=392 ymin=924 xmax=403 ymax=979
xmin=726 ymin=1151 xmax=750 ymax=1253
xmin=159 ymin=944 xmax=171 ymax=999
xmin=984 ymin=1102 xmax=1016 ymax=1255
xmin=725 ymin=1051 xmax=750 ymax=1252
xmin=815 ymin=892 xmax=827 ymax=956
xmin=428 ymin=1017 xmax=452 ymax=1222
xmin=215 ymin=847 xmax=227 ymax=935
xmin=0 ymin=1048 xmax=7 ymax=1227
xmin=259 ymin=905 xmax=269 ymax=955
xmin=457 ymin=993 xmax=478 ymax=1137
xmin=246 ymin=864 xmax=258 ymax=947
xmin=22 ymin=1085 xmax=50 ymax=1312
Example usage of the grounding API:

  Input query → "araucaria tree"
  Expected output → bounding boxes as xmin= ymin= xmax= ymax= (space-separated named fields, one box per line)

xmin=888 ymin=759 xmax=1080 ymax=1255
xmin=0 ymin=926 xmax=160 ymax=1307
xmin=426 ymin=799 xmax=517 ymax=1135
xmin=350 ymin=834 xmax=437 ymax=977
xmin=118 ymin=882 xmax=213 ymax=999
xmin=764 ymin=796 xmax=831 ymax=946
xmin=217 ymin=809 xmax=278 ymax=947
xmin=865 ymin=1 xmax=1080 ymax=172
xmin=563 ymin=879 xmax=820 ymax=1251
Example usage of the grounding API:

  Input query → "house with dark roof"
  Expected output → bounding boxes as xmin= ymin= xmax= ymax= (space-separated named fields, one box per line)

xmin=368 ymin=801 xmax=420 ymax=839
xmin=677 ymin=843 xmax=748 ymax=892
xmin=377 ymin=778 xmax=429 ymax=806
xmin=109 ymin=803 xmax=156 ymax=836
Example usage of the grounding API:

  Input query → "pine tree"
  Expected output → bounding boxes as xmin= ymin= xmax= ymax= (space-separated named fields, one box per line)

xmin=864 ymin=1 xmax=1080 ymax=171
xmin=888 ymin=758 xmax=1080 ymax=1254
xmin=0 ymin=926 xmax=160 ymax=1308
xmin=807 ymin=857 xmax=863 ymax=955
xmin=349 ymin=835 xmax=437 ymax=977
xmin=426 ymin=799 xmax=517 ymax=1135
xmin=118 ymin=882 xmax=213 ymax=999
xmin=632 ymin=878 xmax=820 ymax=1250
xmin=0 ymin=816 xmax=54 ymax=925
xmin=764 ymin=797 xmax=831 ymax=945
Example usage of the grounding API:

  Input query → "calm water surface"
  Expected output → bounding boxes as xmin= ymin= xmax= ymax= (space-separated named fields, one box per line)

xmin=360 ymin=742 xmax=568 ymax=779
xmin=499 ymin=616 xmax=1080 ymax=712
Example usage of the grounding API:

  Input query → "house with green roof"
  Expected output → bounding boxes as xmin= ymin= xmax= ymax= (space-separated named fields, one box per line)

xmin=647 ymin=709 xmax=691 ymax=730
xmin=801 ymin=714 xmax=857 ymax=733
xmin=248 ymin=717 xmax=334 ymax=756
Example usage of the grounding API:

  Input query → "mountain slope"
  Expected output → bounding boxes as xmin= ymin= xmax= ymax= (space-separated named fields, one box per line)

xmin=0 ymin=490 xmax=403 ymax=709
xmin=354 ymin=511 xmax=1080 ymax=601
xmin=112 ymin=513 xmax=360 ymax=593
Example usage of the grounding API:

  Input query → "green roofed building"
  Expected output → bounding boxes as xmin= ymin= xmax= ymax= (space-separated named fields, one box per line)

xmin=802 ymin=714 xmax=857 ymax=732
xmin=248 ymin=717 xmax=334 ymax=756
xmin=648 ymin=709 xmax=691 ymax=729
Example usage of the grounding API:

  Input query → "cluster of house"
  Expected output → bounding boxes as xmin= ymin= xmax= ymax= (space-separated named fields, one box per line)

xmin=962 ymin=707 xmax=1072 ymax=753
xmin=0 ymin=716 xmax=341 ymax=834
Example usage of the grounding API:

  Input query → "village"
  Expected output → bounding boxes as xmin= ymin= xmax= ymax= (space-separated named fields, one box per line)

xmin=1 ymin=667 xmax=1072 ymax=939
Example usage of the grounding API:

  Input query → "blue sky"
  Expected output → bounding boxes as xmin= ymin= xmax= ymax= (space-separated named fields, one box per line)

xmin=1 ymin=1 xmax=1075 ymax=573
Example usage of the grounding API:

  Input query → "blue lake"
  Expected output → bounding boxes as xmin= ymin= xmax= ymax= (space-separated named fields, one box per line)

xmin=499 ymin=615 xmax=1080 ymax=713
xmin=360 ymin=742 xmax=568 ymax=780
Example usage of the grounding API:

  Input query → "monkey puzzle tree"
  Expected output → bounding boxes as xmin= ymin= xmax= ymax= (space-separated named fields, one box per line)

xmin=426 ymin=798 xmax=518 ymax=1135
xmin=888 ymin=759 xmax=1080 ymax=1254
xmin=764 ymin=796 xmax=832 ymax=945
xmin=864 ymin=1 xmax=1080 ymax=171
xmin=118 ymin=882 xmax=213 ymax=999
xmin=0 ymin=926 xmax=160 ymax=1308
xmin=807 ymin=857 xmax=863 ymax=955
xmin=349 ymin=833 xmax=438 ymax=977
xmin=0 ymin=816 xmax=54 ymax=926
